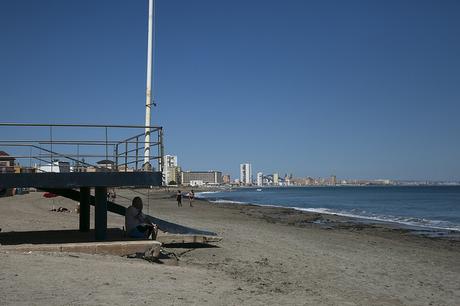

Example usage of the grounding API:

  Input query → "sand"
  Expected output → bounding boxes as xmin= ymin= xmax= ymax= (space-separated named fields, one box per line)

xmin=1 ymin=189 xmax=459 ymax=306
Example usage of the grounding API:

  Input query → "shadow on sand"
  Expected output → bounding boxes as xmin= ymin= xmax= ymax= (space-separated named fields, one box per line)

xmin=0 ymin=228 xmax=128 ymax=245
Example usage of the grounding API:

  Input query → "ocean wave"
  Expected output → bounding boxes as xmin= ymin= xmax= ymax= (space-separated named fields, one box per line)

xmin=198 ymin=190 xmax=460 ymax=232
xmin=294 ymin=207 xmax=460 ymax=232
xmin=205 ymin=197 xmax=460 ymax=231
xmin=209 ymin=199 xmax=249 ymax=205
xmin=195 ymin=191 xmax=221 ymax=198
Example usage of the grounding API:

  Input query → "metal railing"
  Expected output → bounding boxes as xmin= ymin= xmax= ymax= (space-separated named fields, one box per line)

xmin=0 ymin=123 xmax=164 ymax=173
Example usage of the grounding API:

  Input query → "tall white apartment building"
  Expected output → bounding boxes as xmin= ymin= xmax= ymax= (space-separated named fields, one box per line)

xmin=273 ymin=173 xmax=279 ymax=186
xmin=163 ymin=155 xmax=178 ymax=185
xmin=240 ymin=163 xmax=252 ymax=185
xmin=256 ymin=172 xmax=263 ymax=186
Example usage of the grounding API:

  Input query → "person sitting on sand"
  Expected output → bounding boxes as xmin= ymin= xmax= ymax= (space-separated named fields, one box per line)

xmin=125 ymin=197 xmax=158 ymax=239
xmin=176 ymin=190 xmax=182 ymax=207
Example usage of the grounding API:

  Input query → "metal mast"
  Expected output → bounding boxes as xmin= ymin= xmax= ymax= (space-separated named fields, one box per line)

xmin=144 ymin=0 xmax=154 ymax=170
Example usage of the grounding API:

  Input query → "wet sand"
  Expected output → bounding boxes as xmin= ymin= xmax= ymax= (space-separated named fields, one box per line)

xmin=1 ymin=189 xmax=459 ymax=305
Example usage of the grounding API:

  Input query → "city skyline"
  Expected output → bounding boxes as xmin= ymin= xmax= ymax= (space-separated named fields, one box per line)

xmin=1 ymin=1 xmax=459 ymax=181
xmin=162 ymin=156 xmax=459 ymax=186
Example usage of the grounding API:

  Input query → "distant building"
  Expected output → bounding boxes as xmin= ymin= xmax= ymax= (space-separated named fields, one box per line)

xmin=240 ymin=163 xmax=252 ymax=185
xmin=222 ymin=174 xmax=231 ymax=184
xmin=163 ymin=155 xmax=179 ymax=185
xmin=165 ymin=166 xmax=181 ymax=185
xmin=263 ymin=177 xmax=270 ymax=185
xmin=331 ymin=175 xmax=337 ymax=186
xmin=96 ymin=159 xmax=114 ymax=171
xmin=273 ymin=173 xmax=279 ymax=186
xmin=290 ymin=177 xmax=307 ymax=186
xmin=164 ymin=155 xmax=177 ymax=167
xmin=0 ymin=151 xmax=15 ymax=174
xmin=86 ymin=166 xmax=97 ymax=173
xmin=39 ymin=161 xmax=71 ymax=173
xmin=375 ymin=179 xmax=391 ymax=185
xmin=181 ymin=171 xmax=223 ymax=186
xmin=0 ymin=151 xmax=15 ymax=197
xmin=284 ymin=174 xmax=291 ymax=186
xmin=189 ymin=180 xmax=204 ymax=187
xmin=256 ymin=172 xmax=263 ymax=186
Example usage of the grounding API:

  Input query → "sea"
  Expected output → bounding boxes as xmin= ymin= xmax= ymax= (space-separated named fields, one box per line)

xmin=196 ymin=186 xmax=460 ymax=232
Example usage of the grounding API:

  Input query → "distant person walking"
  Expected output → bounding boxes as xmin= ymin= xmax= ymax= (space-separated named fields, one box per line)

xmin=176 ymin=190 xmax=182 ymax=207
xmin=188 ymin=190 xmax=195 ymax=207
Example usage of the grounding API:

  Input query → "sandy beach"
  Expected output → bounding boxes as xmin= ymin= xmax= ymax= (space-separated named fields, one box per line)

xmin=1 ymin=189 xmax=459 ymax=306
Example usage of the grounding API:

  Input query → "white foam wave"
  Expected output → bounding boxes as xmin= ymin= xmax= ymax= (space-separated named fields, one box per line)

xmin=209 ymin=199 xmax=249 ymax=205
xmin=294 ymin=207 xmax=460 ymax=232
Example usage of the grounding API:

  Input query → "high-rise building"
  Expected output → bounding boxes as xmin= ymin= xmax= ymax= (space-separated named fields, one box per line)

xmin=256 ymin=172 xmax=263 ymax=186
xmin=331 ymin=175 xmax=337 ymax=186
xmin=222 ymin=174 xmax=231 ymax=184
xmin=163 ymin=155 xmax=178 ymax=185
xmin=240 ymin=163 xmax=252 ymax=185
xmin=273 ymin=173 xmax=279 ymax=186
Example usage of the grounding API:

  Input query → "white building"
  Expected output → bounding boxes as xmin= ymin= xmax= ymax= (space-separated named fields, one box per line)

xmin=273 ymin=173 xmax=279 ymax=186
xmin=240 ymin=163 xmax=252 ymax=185
xmin=181 ymin=171 xmax=223 ymax=186
xmin=256 ymin=172 xmax=263 ymax=186
xmin=163 ymin=155 xmax=178 ymax=185
xmin=38 ymin=161 xmax=70 ymax=173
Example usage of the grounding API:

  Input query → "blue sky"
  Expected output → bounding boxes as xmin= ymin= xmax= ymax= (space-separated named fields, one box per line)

xmin=1 ymin=0 xmax=459 ymax=181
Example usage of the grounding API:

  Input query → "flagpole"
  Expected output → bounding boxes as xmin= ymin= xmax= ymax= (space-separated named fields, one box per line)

xmin=144 ymin=0 xmax=154 ymax=170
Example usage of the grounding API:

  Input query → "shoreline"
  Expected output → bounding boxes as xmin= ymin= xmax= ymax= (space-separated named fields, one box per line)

xmin=195 ymin=187 xmax=460 ymax=239
xmin=196 ymin=196 xmax=460 ymax=241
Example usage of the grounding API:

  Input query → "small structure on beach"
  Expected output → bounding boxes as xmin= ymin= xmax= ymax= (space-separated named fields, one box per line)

xmin=0 ymin=151 xmax=15 ymax=197
xmin=0 ymin=151 xmax=15 ymax=174
xmin=96 ymin=159 xmax=115 ymax=171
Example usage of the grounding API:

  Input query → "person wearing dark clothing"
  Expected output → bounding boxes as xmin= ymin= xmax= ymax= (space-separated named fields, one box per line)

xmin=176 ymin=190 xmax=182 ymax=207
xmin=125 ymin=197 xmax=158 ymax=239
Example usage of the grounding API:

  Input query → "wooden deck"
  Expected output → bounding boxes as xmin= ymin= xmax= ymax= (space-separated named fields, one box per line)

xmin=0 ymin=171 xmax=162 ymax=189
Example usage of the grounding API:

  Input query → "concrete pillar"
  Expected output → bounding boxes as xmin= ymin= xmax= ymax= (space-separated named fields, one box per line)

xmin=79 ymin=187 xmax=90 ymax=232
xmin=94 ymin=187 xmax=107 ymax=241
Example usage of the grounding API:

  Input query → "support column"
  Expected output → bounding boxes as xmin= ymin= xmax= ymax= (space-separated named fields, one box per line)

xmin=79 ymin=187 xmax=90 ymax=232
xmin=94 ymin=187 xmax=107 ymax=241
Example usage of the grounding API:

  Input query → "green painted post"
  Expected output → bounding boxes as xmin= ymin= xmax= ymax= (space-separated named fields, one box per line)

xmin=79 ymin=187 xmax=90 ymax=232
xmin=94 ymin=187 xmax=107 ymax=241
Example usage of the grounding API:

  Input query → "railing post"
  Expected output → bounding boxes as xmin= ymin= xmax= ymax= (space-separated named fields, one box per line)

xmin=49 ymin=126 xmax=53 ymax=170
xmin=135 ymin=136 xmax=139 ymax=171
xmin=159 ymin=128 xmax=164 ymax=173
xmin=114 ymin=144 xmax=118 ymax=172
xmin=105 ymin=127 xmax=109 ymax=170
xmin=76 ymin=144 xmax=80 ymax=171
xmin=125 ymin=142 xmax=128 ymax=172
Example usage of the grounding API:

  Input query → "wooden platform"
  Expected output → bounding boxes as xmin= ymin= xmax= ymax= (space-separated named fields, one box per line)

xmin=0 ymin=172 xmax=162 ymax=189
xmin=157 ymin=234 xmax=223 ymax=245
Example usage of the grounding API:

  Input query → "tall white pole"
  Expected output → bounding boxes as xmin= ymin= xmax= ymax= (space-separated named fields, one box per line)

xmin=144 ymin=0 xmax=154 ymax=170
